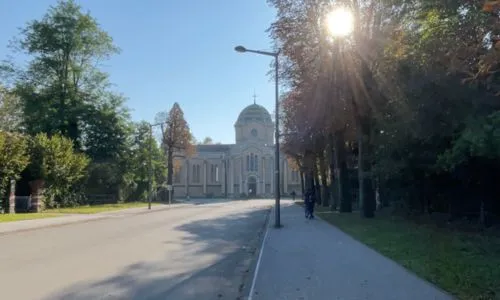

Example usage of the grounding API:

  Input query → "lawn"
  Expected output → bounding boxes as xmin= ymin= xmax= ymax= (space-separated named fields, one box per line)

xmin=313 ymin=204 xmax=500 ymax=300
xmin=46 ymin=201 xmax=158 ymax=214
xmin=0 ymin=202 xmax=159 ymax=222
xmin=0 ymin=213 xmax=63 ymax=223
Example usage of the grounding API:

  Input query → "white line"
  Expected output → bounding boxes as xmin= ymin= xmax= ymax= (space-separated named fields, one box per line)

xmin=248 ymin=210 xmax=271 ymax=300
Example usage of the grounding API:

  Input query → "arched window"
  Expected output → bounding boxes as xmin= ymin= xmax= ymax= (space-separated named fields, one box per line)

xmin=246 ymin=155 xmax=250 ymax=171
xmin=254 ymin=155 xmax=258 ymax=172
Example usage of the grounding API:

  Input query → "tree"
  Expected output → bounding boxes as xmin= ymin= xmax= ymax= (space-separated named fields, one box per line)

xmin=0 ymin=85 xmax=23 ymax=132
xmin=81 ymin=93 xmax=132 ymax=162
xmin=156 ymin=103 xmax=194 ymax=200
xmin=0 ymin=132 xmax=30 ymax=211
xmin=5 ymin=0 xmax=120 ymax=146
xmin=201 ymin=137 xmax=213 ymax=144
xmin=128 ymin=121 xmax=167 ymax=201
xmin=29 ymin=133 xmax=90 ymax=208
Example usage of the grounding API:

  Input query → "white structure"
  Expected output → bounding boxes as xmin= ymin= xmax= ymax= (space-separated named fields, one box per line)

xmin=172 ymin=103 xmax=301 ymax=198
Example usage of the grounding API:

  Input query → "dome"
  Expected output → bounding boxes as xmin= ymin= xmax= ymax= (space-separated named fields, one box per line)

xmin=235 ymin=104 xmax=272 ymax=125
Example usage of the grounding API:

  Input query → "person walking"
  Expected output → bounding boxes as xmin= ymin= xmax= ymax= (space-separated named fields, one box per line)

xmin=306 ymin=189 xmax=315 ymax=219
xmin=304 ymin=190 xmax=315 ymax=219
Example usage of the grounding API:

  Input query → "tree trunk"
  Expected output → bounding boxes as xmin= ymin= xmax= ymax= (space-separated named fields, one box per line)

xmin=335 ymin=129 xmax=352 ymax=213
xmin=328 ymin=133 xmax=337 ymax=211
xmin=313 ymin=161 xmax=321 ymax=205
xmin=357 ymin=115 xmax=375 ymax=218
xmin=300 ymin=170 xmax=305 ymax=199
xmin=303 ymin=151 xmax=315 ymax=204
xmin=318 ymin=151 xmax=329 ymax=207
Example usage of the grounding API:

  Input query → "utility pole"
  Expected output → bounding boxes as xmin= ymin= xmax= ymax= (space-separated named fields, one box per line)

xmin=148 ymin=123 xmax=153 ymax=210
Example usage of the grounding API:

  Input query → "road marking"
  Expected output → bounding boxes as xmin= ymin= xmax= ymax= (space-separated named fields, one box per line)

xmin=248 ymin=209 xmax=271 ymax=300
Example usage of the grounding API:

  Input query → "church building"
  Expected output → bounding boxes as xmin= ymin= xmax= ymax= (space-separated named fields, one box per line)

xmin=172 ymin=102 xmax=301 ymax=198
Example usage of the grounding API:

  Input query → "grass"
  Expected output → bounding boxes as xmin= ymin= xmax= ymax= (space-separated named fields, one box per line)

xmin=46 ymin=201 xmax=158 ymax=214
xmin=312 ymin=204 xmax=500 ymax=300
xmin=0 ymin=202 xmax=159 ymax=222
xmin=0 ymin=213 xmax=63 ymax=223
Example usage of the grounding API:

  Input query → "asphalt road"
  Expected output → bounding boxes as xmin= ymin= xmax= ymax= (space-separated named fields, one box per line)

xmin=0 ymin=199 xmax=272 ymax=300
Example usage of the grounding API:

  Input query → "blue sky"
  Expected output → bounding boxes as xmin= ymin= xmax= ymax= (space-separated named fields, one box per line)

xmin=0 ymin=0 xmax=277 ymax=144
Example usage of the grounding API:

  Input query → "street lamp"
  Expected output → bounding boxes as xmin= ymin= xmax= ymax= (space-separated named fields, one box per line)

xmin=234 ymin=45 xmax=282 ymax=228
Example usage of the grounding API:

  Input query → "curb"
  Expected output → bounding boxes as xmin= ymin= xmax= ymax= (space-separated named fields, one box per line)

xmin=240 ymin=205 xmax=272 ymax=300
xmin=0 ymin=203 xmax=189 ymax=236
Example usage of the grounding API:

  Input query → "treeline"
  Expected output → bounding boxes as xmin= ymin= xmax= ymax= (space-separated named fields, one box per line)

xmin=271 ymin=0 xmax=500 ymax=226
xmin=0 ymin=1 xmax=193 ymax=210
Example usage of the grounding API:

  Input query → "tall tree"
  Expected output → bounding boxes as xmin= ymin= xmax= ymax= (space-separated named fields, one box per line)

xmin=128 ymin=121 xmax=167 ymax=201
xmin=156 ymin=103 xmax=194 ymax=199
xmin=6 ymin=0 xmax=120 ymax=146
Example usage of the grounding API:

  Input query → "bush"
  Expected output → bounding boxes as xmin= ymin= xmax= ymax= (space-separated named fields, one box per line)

xmin=29 ymin=133 xmax=89 ymax=208
xmin=0 ymin=132 xmax=29 ymax=208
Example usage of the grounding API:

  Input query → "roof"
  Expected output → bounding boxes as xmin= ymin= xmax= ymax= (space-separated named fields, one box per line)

xmin=235 ymin=104 xmax=272 ymax=125
xmin=196 ymin=144 xmax=232 ymax=152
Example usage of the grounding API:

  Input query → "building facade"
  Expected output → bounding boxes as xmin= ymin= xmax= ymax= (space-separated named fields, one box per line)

xmin=172 ymin=103 xmax=301 ymax=198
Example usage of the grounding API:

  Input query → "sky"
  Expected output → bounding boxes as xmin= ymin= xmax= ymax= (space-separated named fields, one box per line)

xmin=0 ymin=0 xmax=277 ymax=144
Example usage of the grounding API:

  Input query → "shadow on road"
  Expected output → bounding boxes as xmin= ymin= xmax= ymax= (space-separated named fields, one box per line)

xmin=46 ymin=205 xmax=271 ymax=300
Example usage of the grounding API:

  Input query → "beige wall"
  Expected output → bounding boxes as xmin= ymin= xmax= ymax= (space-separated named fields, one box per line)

xmin=172 ymin=154 xmax=301 ymax=198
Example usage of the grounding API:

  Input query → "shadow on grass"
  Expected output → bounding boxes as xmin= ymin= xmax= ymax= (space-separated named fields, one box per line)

xmin=47 ymin=205 xmax=271 ymax=300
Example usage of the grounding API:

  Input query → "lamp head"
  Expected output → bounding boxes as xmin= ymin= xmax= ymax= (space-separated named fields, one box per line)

xmin=234 ymin=45 xmax=247 ymax=53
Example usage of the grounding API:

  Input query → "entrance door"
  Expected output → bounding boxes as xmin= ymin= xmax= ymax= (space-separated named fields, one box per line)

xmin=247 ymin=177 xmax=257 ymax=198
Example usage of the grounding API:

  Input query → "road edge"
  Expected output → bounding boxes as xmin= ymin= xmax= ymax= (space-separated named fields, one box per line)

xmin=238 ymin=205 xmax=272 ymax=300
xmin=0 ymin=204 xmax=187 ymax=236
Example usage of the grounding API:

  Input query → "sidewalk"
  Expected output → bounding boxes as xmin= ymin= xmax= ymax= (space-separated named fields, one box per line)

xmin=250 ymin=201 xmax=454 ymax=300
xmin=0 ymin=203 xmax=187 ymax=235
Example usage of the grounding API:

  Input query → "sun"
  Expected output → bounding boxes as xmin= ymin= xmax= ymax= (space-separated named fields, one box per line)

xmin=326 ymin=7 xmax=354 ymax=37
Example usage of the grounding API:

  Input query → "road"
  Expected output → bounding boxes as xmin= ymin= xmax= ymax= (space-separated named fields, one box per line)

xmin=0 ymin=199 xmax=272 ymax=300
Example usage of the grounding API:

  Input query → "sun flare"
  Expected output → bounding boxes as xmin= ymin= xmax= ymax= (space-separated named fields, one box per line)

xmin=326 ymin=7 xmax=354 ymax=37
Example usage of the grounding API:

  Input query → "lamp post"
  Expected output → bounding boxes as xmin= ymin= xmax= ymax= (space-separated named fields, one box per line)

xmin=234 ymin=45 xmax=281 ymax=228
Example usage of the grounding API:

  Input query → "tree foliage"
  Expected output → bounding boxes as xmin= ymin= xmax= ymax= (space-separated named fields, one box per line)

xmin=0 ymin=86 xmax=23 ymax=132
xmin=201 ymin=136 xmax=213 ymax=145
xmin=155 ymin=103 xmax=194 ymax=195
xmin=269 ymin=0 xmax=500 ymax=226
xmin=0 ymin=132 xmax=30 ymax=206
xmin=6 ymin=0 xmax=121 ymax=146
xmin=0 ymin=0 xmax=170 ymax=207
xmin=29 ymin=133 xmax=89 ymax=208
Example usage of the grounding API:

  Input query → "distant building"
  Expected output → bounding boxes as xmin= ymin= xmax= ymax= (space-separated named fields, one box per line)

xmin=172 ymin=103 xmax=301 ymax=198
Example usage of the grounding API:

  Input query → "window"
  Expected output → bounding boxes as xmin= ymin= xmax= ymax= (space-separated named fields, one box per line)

xmin=174 ymin=166 xmax=182 ymax=183
xmin=192 ymin=165 xmax=201 ymax=183
xmin=246 ymin=153 xmax=259 ymax=172
xmin=210 ymin=164 xmax=219 ymax=182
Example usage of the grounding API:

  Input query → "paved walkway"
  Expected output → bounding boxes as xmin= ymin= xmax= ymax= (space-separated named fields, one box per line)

xmin=250 ymin=201 xmax=454 ymax=300
xmin=0 ymin=203 xmax=188 ymax=235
